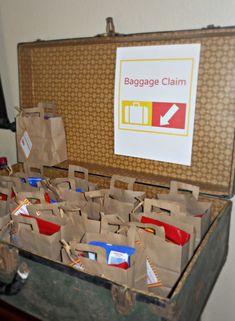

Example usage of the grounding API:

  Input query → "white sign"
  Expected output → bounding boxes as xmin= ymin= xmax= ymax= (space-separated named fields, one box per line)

xmin=114 ymin=44 xmax=201 ymax=166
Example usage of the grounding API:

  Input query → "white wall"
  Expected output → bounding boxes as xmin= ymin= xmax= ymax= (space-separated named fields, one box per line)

xmin=0 ymin=1 xmax=234 ymax=320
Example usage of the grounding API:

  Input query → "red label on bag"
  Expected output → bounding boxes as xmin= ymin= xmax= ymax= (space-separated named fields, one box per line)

xmin=141 ymin=216 xmax=190 ymax=246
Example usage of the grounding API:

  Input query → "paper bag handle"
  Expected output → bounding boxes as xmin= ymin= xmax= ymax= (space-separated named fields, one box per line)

xmin=37 ymin=102 xmax=56 ymax=115
xmin=110 ymin=175 xmax=135 ymax=190
xmin=21 ymin=106 xmax=45 ymax=119
xmin=68 ymin=165 xmax=89 ymax=181
xmin=100 ymin=213 xmax=125 ymax=232
xmin=84 ymin=189 xmax=106 ymax=200
xmin=70 ymin=241 xmax=107 ymax=264
xmin=16 ymin=191 xmax=46 ymax=204
xmin=27 ymin=203 xmax=62 ymax=218
xmin=14 ymin=216 xmax=40 ymax=233
xmin=144 ymin=198 xmax=181 ymax=215
xmin=170 ymin=181 xmax=199 ymax=200
xmin=128 ymin=222 xmax=165 ymax=239
xmin=50 ymin=178 xmax=77 ymax=191
xmin=22 ymin=162 xmax=44 ymax=176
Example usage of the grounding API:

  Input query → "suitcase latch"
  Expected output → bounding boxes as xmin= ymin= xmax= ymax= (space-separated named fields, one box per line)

xmin=96 ymin=17 xmax=123 ymax=37
xmin=0 ymin=243 xmax=29 ymax=295
xmin=111 ymin=284 xmax=136 ymax=315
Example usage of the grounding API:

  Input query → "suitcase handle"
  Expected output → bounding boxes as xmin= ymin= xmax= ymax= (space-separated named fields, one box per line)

xmin=144 ymin=198 xmax=181 ymax=215
xmin=170 ymin=181 xmax=199 ymax=200
xmin=110 ymin=175 xmax=135 ymax=190
xmin=68 ymin=165 xmax=89 ymax=181
xmin=132 ymin=102 xmax=140 ymax=108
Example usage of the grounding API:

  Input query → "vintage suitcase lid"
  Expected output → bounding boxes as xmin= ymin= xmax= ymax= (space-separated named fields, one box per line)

xmin=17 ymin=23 xmax=235 ymax=198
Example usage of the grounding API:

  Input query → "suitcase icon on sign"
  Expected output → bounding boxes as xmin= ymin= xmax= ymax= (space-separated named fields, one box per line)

xmin=124 ymin=102 xmax=150 ymax=125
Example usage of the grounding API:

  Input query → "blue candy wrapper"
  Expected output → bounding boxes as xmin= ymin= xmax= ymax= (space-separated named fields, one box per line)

xmin=88 ymin=241 xmax=135 ymax=266
xmin=20 ymin=177 xmax=43 ymax=187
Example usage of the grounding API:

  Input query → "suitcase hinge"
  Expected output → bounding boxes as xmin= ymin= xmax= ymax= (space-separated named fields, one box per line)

xmin=111 ymin=284 xmax=136 ymax=315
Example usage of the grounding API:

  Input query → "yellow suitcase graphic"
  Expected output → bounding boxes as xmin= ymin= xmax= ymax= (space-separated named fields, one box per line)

xmin=122 ymin=101 xmax=152 ymax=126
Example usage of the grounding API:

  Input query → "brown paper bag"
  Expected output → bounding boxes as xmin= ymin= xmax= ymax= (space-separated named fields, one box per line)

xmin=62 ymin=225 xmax=147 ymax=291
xmin=26 ymin=203 xmax=84 ymax=243
xmin=131 ymin=198 xmax=196 ymax=272
xmin=11 ymin=215 xmax=62 ymax=260
xmin=126 ymin=222 xmax=182 ymax=290
xmin=140 ymin=198 xmax=196 ymax=258
xmin=16 ymin=103 xmax=67 ymax=166
xmin=158 ymin=182 xmax=211 ymax=244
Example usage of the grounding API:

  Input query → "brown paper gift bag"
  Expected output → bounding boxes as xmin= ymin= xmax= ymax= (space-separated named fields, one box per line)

xmin=62 ymin=225 xmax=147 ymax=291
xmin=158 ymin=181 xmax=211 ymax=244
xmin=16 ymin=103 xmax=67 ymax=166
xmin=26 ymin=203 xmax=84 ymax=243
xmin=126 ymin=222 xmax=183 ymax=291
xmin=11 ymin=214 xmax=62 ymax=261
xmin=131 ymin=198 xmax=196 ymax=272
xmin=143 ymin=198 xmax=196 ymax=257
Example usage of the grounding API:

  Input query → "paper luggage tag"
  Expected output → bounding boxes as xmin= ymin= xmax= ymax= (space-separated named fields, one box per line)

xmin=146 ymin=257 xmax=162 ymax=288
xmin=12 ymin=198 xmax=32 ymax=216
xmin=135 ymin=240 xmax=162 ymax=288
xmin=20 ymin=130 xmax=32 ymax=159
xmin=70 ymin=258 xmax=86 ymax=271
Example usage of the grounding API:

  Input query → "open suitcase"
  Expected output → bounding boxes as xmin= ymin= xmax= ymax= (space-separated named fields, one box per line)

xmin=0 ymin=20 xmax=234 ymax=321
